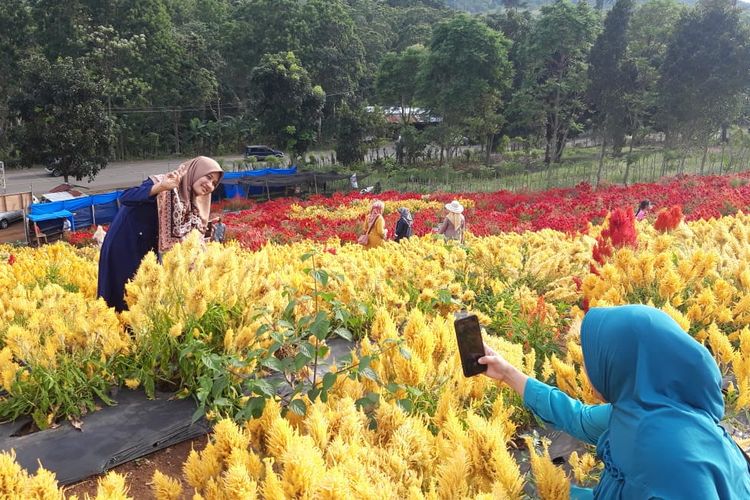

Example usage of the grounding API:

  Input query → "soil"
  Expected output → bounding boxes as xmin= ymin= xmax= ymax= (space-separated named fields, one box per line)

xmin=63 ymin=435 xmax=209 ymax=499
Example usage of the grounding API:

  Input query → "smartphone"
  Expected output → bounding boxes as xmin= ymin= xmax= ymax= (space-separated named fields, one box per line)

xmin=454 ymin=314 xmax=487 ymax=377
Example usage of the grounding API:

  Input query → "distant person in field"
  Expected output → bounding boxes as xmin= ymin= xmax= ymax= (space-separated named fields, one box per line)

xmin=436 ymin=200 xmax=466 ymax=244
xmin=359 ymin=199 xmax=386 ymax=248
xmin=635 ymin=199 xmax=653 ymax=221
xmin=97 ymin=156 xmax=224 ymax=312
xmin=62 ymin=217 xmax=72 ymax=241
xmin=92 ymin=225 xmax=107 ymax=248
xmin=394 ymin=207 xmax=413 ymax=242
xmin=212 ymin=216 xmax=226 ymax=243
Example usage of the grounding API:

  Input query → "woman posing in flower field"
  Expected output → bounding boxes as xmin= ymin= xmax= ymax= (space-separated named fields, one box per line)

xmin=480 ymin=305 xmax=750 ymax=499
xmin=97 ymin=156 xmax=224 ymax=311
xmin=359 ymin=199 xmax=387 ymax=248
xmin=437 ymin=200 xmax=466 ymax=244
xmin=394 ymin=207 xmax=414 ymax=242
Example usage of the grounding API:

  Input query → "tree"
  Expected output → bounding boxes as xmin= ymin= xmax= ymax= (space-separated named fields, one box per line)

xmin=389 ymin=5 xmax=451 ymax=53
xmin=10 ymin=55 xmax=113 ymax=182
xmin=249 ymin=52 xmax=326 ymax=156
xmin=657 ymin=0 xmax=750 ymax=173
xmin=335 ymin=102 xmax=386 ymax=166
xmin=513 ymin=0 xmax=599 ymax=164
xmin=226 ymin=0 xmax=306 ymax=100
xmin=627 ymin=0 xmax=684 ymax=148
xmin=419 ymin=14 xmax=513 ymax=163
xmin=375 ymin=45 xmax=428 ymax=123
xmin=301 ymin=0 xmax=366 ymax=98
xmin=348 ymin=0 xmax=398 ymax=96
xmin=588 ymin=0 xmax=637 ymax=185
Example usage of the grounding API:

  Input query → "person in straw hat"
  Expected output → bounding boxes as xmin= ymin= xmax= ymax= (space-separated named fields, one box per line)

xmin=97 ymin=156 xmax=224 ymax=311
xmin=437 ymin=199 xmax=466 ymax=244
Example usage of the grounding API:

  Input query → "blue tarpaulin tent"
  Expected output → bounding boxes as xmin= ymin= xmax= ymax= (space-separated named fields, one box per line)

xmin=24 ymin=167 xmax=298 ymax=235
xmin=29 ymin=191 xmax=124 ymax=232
xmin=221 ymin=167 xmax=297 ymax=197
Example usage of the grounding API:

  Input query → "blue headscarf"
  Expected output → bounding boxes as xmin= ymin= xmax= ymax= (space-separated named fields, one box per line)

xmin=581 ymin=305 xmax=750 ymax=499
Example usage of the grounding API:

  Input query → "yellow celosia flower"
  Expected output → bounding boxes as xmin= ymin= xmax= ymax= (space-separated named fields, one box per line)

xmin=124 ymin=378 xmax=140 ymax=390
xmin=524 ymin=437 xmax=569 ymax=500
xmin=151 ymin=470 xmax=182 ymax=500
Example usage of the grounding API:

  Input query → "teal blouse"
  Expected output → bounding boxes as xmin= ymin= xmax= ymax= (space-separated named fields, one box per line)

xmin=523 ymin=305 xmax=750 ymax=499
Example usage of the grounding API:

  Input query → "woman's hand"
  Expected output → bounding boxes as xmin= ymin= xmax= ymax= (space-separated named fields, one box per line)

xmin=478 ymin=343 xmax=529 ymax=396
xmin=159 ymin=165 xmax=186 ymax=191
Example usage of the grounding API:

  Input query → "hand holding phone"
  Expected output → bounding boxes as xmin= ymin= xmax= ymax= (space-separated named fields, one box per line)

xmin=454 ymin=314 xmax=488 ymax=377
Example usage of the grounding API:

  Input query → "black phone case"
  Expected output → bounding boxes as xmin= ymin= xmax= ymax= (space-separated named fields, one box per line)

xmin=454 ymin=315 xmax=487 ymax=377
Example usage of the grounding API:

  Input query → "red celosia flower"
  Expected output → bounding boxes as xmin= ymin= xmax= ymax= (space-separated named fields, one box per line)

xmin=8 ymin=254 xmax=15 ymax=265
xmin=654 ymin=205 xmax=683 ymax=232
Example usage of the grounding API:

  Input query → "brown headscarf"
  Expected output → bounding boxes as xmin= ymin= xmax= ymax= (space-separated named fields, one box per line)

xmin=149 ymin=156 xmax=224 ymax=253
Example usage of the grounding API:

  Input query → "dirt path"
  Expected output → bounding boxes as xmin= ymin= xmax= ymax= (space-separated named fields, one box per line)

xmin=63 ymin=435 xmax=208 ymax=499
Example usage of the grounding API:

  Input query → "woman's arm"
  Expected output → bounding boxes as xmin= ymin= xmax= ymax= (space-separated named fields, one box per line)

xmin=375 ymin=215 xmax=386 ymax=238
xmin=479 ymin=345 xmax=610 ymax=445
xmin=119 ymin=179 xmax=156 ymax=206
xmin=524 ymin=378 xmax=611 ymax=445
xmin=436 ymin=218 xmax=448 ymax=235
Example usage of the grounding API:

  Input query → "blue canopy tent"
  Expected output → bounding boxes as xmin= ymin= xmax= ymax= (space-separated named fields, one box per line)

xmin=26 ymin=209 xmax=76 ymax=239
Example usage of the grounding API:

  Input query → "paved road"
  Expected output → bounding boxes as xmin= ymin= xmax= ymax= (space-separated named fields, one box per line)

xmin=1 ymin=155 xmax=245 ymax=196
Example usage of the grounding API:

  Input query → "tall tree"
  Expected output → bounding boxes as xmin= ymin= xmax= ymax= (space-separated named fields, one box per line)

xmin=375 ymin=45 xmax=428 ymax=123
xmin=348 ymin=0 xmax=398 ymax=95
xmin=627 ymin=0 xmax=684 ymax=147
xmin=657 ymin=0 xmax=750 ymax=173
xmin=10 ymin=55 xmax=113 ymax=182
xmin=225 ymin=0 xmax=306 ymax=101
xmin=301 ymin=0 xmax=366 ymax=98
xmin=249 ymin=52 xmax=326 ymax=156
xmin=514 ymin=0 xmax=599 ymax=164
xmin=419 ymin=14 xmax=513 ymax=163
xmin=588 ymin=0 xmax=637 ymax=185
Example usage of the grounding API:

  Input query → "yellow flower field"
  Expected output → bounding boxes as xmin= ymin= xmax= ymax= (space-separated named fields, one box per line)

xmin=2 ymin=210 xmax=750 ymax=498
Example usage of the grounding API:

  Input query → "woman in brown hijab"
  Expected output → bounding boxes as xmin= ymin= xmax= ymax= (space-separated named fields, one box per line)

xmin=97 ymin=156 xmax=224 ymax=311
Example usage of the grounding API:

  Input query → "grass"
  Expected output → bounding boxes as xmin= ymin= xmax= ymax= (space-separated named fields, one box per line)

xmin=348 ymin=144 xmax=750 ymax=194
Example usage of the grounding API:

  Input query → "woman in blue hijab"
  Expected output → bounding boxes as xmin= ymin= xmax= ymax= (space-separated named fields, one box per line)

xmin=478 ymin=304 xmax=750 ymax=498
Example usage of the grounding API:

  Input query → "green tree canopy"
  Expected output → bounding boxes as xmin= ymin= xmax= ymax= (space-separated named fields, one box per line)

xmin=10 ymin=54 xmax=113 ymax=182
xmin=249 ymin=52 xmax=326 ymax=156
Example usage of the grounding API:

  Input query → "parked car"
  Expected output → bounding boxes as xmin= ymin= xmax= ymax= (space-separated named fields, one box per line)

xmin=244 ymin=145 xmax=285 ymax=160
xmin=0 ymin=209 xmax=23 ymax=229
xmin=44 ymin=157 xmax=63 ymax=177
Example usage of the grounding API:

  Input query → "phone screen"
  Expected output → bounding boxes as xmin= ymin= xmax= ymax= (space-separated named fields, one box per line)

xmin=454 ymin=314 xmax=487 ymax=377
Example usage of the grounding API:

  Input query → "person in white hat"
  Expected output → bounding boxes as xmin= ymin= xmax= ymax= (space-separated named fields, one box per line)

xmin=437 ymin=200 xmax=465 ymax=244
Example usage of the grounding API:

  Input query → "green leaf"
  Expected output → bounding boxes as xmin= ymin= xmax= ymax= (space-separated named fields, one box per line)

xmin=397 ymin=399 xmax=414 ymax=412
xmin=399 ymin=346 xmax=412 ymax=361
xmin=322 ymin=372 xmax=337 ymax=391
xmin=262 ymin=357 xmax=284 ymax=372
xmin=312 ymin=269 xmax=329 ymax=287
xmin=289 ymin=398 xmax=307 ymax=416
xmin=249 ymin=379 xmax=275 ymax=397
xmin=298 ymin=341 xmax=315 ymax=359
xmin=334 ymin=327 xmax=353 ymax=342
xmin=191 ymin=407 xmax=206 ymax=424
xmin=301 ymin=252 xmax=315 ymax=262
xmin=293 ymin=352 xmax=309 ymax=371
xmin=309 ymin=312 xmax=331 ymax=340
xmin=307 ymin=387 xmax=321 ymax=401
xmin=359 ymin=355 xmax=372 ymax=369
xmin=359 ymin=367 xmax=380 ymax=383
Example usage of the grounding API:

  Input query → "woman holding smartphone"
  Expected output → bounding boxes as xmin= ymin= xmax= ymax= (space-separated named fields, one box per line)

xmin=479 ymin=304 xmax=750 ymax=499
